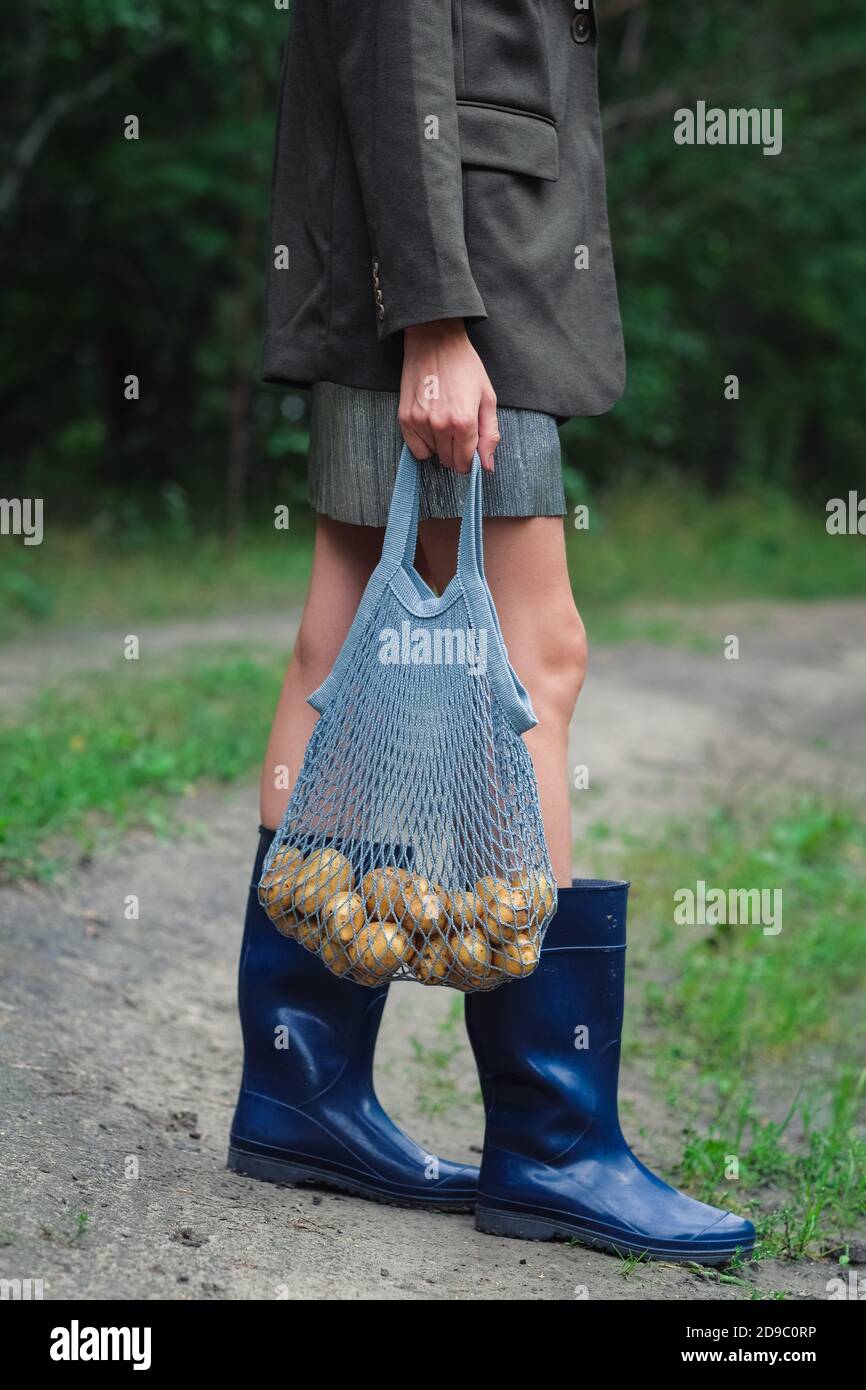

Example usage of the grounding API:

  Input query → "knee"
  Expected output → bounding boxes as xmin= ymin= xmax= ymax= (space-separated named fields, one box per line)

xmin=291 ymin=619 xmax=344 ymax=688
xmin=524 ymin=601 xmax=587 ymax=724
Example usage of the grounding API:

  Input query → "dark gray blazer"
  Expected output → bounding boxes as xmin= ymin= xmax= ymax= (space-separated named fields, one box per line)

xmin=263 ymin=1 xmax=625 ymax=421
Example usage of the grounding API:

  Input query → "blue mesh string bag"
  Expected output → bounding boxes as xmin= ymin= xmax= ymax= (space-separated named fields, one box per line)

xmin=259 ymin=444 xmax=557 ymax=990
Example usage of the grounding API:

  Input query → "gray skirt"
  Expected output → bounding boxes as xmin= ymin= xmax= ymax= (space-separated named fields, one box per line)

xmin=307 ymin=381 xmax=566 ymax=526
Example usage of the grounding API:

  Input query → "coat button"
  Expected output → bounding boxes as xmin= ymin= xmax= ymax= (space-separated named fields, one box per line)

xmin=571 ymin=11 xmax=593 ymax=44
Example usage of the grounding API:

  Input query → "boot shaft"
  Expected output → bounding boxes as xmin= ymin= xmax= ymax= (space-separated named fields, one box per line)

xmin=237 ymin=827 xmax=387 ymax=1099
xmin=465 ymin=880 xmax=629 ymax=1162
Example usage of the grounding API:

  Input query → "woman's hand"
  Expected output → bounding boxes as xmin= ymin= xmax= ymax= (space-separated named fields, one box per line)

xmin=399 ymin=319 xmax=499 ymax=473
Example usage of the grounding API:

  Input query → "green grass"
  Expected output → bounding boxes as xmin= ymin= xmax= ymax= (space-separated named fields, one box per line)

xmin=0 ymin=646 xmax=285 ymax=878
xmin=565 ymin=478 xmax=866 ymax=607
xmin=407 ymin=996 xmax=480 ymax=1118
xmin=599 ymin=800 xmax=866 ymax=1260
xmin=2 ymin=481 xmax=863 ymax=644
xmin=0 ymin=527 xmax=314 ymax=642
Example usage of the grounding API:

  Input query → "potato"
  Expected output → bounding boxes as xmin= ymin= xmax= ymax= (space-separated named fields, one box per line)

xmin=295 ymin=915 xmax=322 ymax=952
xmin=508 ymin=869 xmax=556 ymax=921
xmin=271 ymin=909 xmax=301 ymax=940
xmin=406 ymin=893 xmax=447 ymax=946
xmin=321 ymin=942 xmax=348 ymax=974
xmin=447 ymin=889 xmax=483 ymax=931
xmin=534 ymin=873 xmax=556 ymax=919
xmin=412 ymin=934 xmax=452 ymax=985
xmin=360 ymin=866 xmax=407 ymax=920
xmin=260 ymin=879 xmax=293 ymax=920
xmin=293 ymin=847 xmax=354 ymax=916
xmin=321 ymin=889 xmax=365 ymax=940
xmin=270 ymin=844 xmax=304 ymax=877
xmin=393 ymin=874 xmax=436 ymax=922
xmin=490 ymin=935 xmax=539 ymax=977
xmin=260 ymin=845 xmax=305 ymax=916
xmin=318 ymin=891 xmax=365 ymax=975
xmin=321 ymin=936 xmax=352 ymax=975
xmin=475 ymin=875 xmax=531 ymax=940
xmin=349 ymin=921 xmax=411 ymax=978
xmin=449 ymin=926 xmax=491 ymax=981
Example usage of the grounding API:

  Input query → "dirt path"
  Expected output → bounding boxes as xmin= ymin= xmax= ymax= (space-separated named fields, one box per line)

xmin=1 ymin=600 xmax=863 ymax=1300
xmin=0 ymin=613 xmax=298 ymax=710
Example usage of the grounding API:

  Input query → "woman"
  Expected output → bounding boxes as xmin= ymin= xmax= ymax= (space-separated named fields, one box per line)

xmin=229 ymin=1 xmax=754 ymax=1264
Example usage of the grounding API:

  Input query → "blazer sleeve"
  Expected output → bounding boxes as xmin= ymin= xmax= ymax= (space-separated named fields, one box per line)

xmin=328 ymin=0 xmax=487 ymax=338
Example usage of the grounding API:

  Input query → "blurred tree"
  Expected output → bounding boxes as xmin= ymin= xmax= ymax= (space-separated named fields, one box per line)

xmin=1 ymin=0 xmax=864 ymax=523
xmin=582 ymin=0 xmax=866 ymax=497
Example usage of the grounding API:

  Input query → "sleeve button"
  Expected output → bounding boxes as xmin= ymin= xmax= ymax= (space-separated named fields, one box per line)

xmin=571 ymin=12 xmax=593 ymax=43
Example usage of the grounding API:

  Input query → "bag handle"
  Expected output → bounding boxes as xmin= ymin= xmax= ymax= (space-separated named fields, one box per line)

xmin=312 ymin=441 xmax=538 ymax=733
xmin=382 ymin=443 xmax=485 ymax=582
xmin=381 ymin=444 xmax=422 ymax=570
xmin=457 ymin=452 xmax=484 ymax=583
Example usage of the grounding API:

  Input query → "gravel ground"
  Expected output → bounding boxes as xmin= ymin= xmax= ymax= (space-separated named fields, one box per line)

xmin=1 ymin=600 xmax=864 ymax=1299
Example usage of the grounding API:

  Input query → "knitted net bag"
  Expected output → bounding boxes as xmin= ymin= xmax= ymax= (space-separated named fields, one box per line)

xmin=259 ymin=446 xmax=557 ymax=990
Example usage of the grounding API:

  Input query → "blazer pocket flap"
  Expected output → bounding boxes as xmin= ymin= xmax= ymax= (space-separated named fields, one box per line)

xmin=456 ymin=101 xmax=560 ymax=182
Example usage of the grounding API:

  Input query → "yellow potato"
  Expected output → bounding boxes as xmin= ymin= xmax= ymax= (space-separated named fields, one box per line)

xmin=448 ymin=927 xmax=491 ymax=981
xmin=447 ymin=889 xmax=484 ymax=931
xmin=490 ymin=935 xmax=539 ymax=977
xmin=319 ymin=891 xmax=366 ymax=975
xmin=349 ymin=921 xmax=411 ymax=978
xmin=393 ymin=874 xmax=436 ymax=922
xmin=412 ymin=935 xmax=452 ymax=985
xmin=534 ymin=873 xmax=556 ymax=919
xmin=259 ymin=845 xmax=304 ymax=915
xmin=260 ymin=879 xmax=293 ymax=919
xmin=295 ymin=915 xmax=322 ymax=952
xmin=271 ymin=908 xmax=301 ymax=939
xmin=360 ymin=866 xmax=406 ymax=919
xmin=321 ymin=936 xmax=352 ymax=975
xmin=270 ymin=844 xmax=304 ymax=877
xmin=293 ymin=847 xmax=354 ymax=916
xmin=507 ymin=869 xmax=556 ymax=921
xmin=406 ymin=892 xmax=447 ymax=945
xmin=475 ymin=876 xmax=531 ymax=940
xmin=322 ymin=890 xmax=366 ymax=937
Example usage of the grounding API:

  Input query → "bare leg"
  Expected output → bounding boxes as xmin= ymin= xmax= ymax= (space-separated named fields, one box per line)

xmin=417 ymin=515 xmax=585 ymax=886
xmin=259 ymin=516 xmax=384 ymax=830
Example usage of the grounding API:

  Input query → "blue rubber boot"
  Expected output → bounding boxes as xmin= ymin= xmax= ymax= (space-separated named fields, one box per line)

xmin=228 ymin=828 xmax=477 ymax=1209
xmin=465 ymin=880 xmax=756 ymax=1263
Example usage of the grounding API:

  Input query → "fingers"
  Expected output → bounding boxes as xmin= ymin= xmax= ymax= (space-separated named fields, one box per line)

xmin=400 ymin=402 xmax=479 ymax=473
xmin=400 ymin=421 xmax=434 ymax=461
xmin=398 ymin=320 xmax=497 ymax=474
xmin=398 ymin=390 xmax=436 ymax=460
xmin=477 ymin=390 xmax=500 ymax=472
xmin=435 ymin=415 xmax=478 ymax=474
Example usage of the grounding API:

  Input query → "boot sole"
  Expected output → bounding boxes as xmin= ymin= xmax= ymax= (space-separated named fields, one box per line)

xmin=227 ymin=1145 xmax=474 ymax=1213
xmin=475 ymin=1204 xmax=753 ymax=1266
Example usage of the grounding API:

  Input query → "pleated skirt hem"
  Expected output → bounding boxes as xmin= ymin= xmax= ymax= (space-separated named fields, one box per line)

xmin=307 ymin=381 xmax=566 ymax=526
